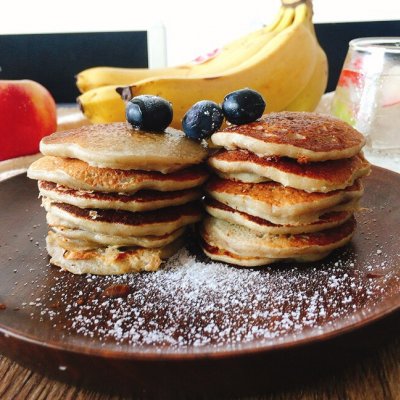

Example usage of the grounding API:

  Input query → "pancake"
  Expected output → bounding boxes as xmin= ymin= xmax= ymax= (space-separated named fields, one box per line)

xmin=208 ymin=150 xmax=370 ymax=193
xmin=211 ymin=112 xmax=365 ymax=162
xmin=40 ymin=122 xmax=208 ymax=173
xmin=46 ymin=231 xmax=184 ymax=274
xmin=50 ymin=225 xmax=185 ymax=249
xmin=204 ymin=197 xmax=353 ymax=235
xmin=42 ymin=199 xmax=202 ymax=237
xmin=201 ymin=239 xmax=331 ymax=267
xmin=217 ymin=171 xmax=269 ymax=183
xmin=206 ymin=177 xmax=363 ymax=225
xmin=28 ymin=156 xmax=208 ymax=193
xmin=38 ymin=181 xmax=202 ymax=212
xmin=200 ymin=215 xmax=356 ymax=260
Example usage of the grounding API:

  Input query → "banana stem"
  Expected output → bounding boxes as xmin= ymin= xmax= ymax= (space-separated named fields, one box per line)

xmin=281 ymin=0 xmax=313 ymax=15
xmin=281 ymin=0 xmax=309 ymax=6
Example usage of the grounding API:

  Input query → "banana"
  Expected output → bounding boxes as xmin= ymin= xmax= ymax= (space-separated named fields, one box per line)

xmin=78 ymin=3 xmax=318 ymax=127
xmin=128 ymin=3 xmax=317 ymax=128
xmin=77 ymin=84 xmax=124 ymax=124
xmin=285 ymin=45 xmax=328 ymax=111
xmin=76 ymin=5 xmax=292 ymax=93
xmin=285 ymin=4 xmax=328 ymax=112
xmin=77 ymin=4 xmax=297 ymax=123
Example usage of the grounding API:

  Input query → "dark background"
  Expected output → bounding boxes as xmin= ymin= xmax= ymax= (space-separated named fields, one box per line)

xmin=0 ymin=21 xmax=399 ymax=103
xmin=0 ymin=31 xmax=148 ymax=103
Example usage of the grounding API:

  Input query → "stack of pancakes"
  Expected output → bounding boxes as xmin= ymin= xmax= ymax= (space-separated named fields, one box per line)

xmin=201 ymin=112 xmax=371 ymax=266
xmin=28 ymin=123 xmax=208 ymax=274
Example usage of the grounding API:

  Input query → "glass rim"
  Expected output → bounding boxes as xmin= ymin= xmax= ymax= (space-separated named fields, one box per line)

xmin=349 ymin=37 xmax=400 ymax=53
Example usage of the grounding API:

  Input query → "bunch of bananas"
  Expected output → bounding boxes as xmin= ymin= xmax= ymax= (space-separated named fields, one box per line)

xmin=77 ymin=0 xmax=328 ymax=128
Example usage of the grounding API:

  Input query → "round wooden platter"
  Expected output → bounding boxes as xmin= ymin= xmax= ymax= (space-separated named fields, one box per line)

xmin=0 ymin=167 xmax=399 ymax=396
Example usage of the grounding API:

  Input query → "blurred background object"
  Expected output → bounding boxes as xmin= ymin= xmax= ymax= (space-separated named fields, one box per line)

xmin=331 ymin=37 xmax=400 ymax=174
xmin=0 ymin=27 xmax=165 ymax=103
xmin=0 ymin=80 xmax=57 ymax=160
xmin=0 ymin=0 xmax=399 ymax=103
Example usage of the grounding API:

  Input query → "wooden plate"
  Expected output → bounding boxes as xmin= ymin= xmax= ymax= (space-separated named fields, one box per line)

xmin=0 ymin=167 xmax=399 ymax=396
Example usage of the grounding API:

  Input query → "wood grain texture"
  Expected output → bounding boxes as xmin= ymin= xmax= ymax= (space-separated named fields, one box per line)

xmin=1 ymin=333 xmax=400 ymax=400
xmin=0 ymin=168 xmax=400 ymax=398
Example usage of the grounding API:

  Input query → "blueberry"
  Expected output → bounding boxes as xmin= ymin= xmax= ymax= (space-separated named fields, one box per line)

xmin=222 ymin=88 xmax=266 ymax=125
xmin=126 ymin=95 xmax=173 ymax=131
xmin=182 ymin=100 xmax=224 ymax=140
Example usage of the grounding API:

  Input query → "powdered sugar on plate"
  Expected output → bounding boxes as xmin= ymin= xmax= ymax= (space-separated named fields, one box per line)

xmin=3 ymin=170 xmax=399 ymax=357
xmin=25 ymin=238 xmax=399 ymax=353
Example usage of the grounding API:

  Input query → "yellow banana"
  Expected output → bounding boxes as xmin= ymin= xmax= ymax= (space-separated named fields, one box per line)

xmin=77 ymin=83 xmax=123 ymax=124
xmin=285 ymin=45 xmax=328 ymax=111
xmin=128 ymin=4 xmax=317 ymax=128
xmin=79 ymin=3 xmax=318 ymax=128
xmin=77 ymin=4 xmax=296 ymax=123
xmin=76 ymin=5 xmax=292 ymax=93
xmin=285 ymin=4 xmax=328 ymax=112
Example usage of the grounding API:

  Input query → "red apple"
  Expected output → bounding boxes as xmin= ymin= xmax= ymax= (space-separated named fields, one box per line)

xmin=0 ymin=79 xmax=57 ymax=161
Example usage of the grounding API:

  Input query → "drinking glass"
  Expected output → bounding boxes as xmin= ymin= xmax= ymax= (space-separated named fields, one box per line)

xmin=331 ymin=37 xmax=400 ymax=154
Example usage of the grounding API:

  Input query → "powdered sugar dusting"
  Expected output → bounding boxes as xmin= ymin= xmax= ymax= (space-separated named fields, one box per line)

xmin=24 ymin=238 xmax=399 ymax=353
xmin=3 ymin=170 xmax=399 ymax=357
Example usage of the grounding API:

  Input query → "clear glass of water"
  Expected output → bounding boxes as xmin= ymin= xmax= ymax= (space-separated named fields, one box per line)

xmin=331 ymin=37 xmax=400 ymax=154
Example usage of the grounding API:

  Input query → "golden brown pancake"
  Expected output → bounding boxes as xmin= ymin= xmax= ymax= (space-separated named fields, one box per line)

xmin=204 ymin=197 xmax=352 ymax=234
xmin=206 ymin=177 xmax=363 ymax=225
xmin=200 ymin=215 xmax=356 ymax=261
xmin=46 ymin=231 xmax=184 ymax=274
xmin=208 ymin=149 xmax=370 ymax=192
xmin=200 ymin=239 xmax=331 ymax=267
xmin=211 ymin=112 xmax=365 ymax=162
xmin=40 ymin=122 xmax=208 ymax=172
xmin=43 ymin=199 xmax=203 ymax=237
xmin=50 ymin=225 xmax=186 ymax=249
xmin=216 ymin=171 xmax=269 ymax=183
xmin=38 ymin=181 xmax=202 ymax=212
xmin=28 ymin=156 xmax=208 ymax=193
